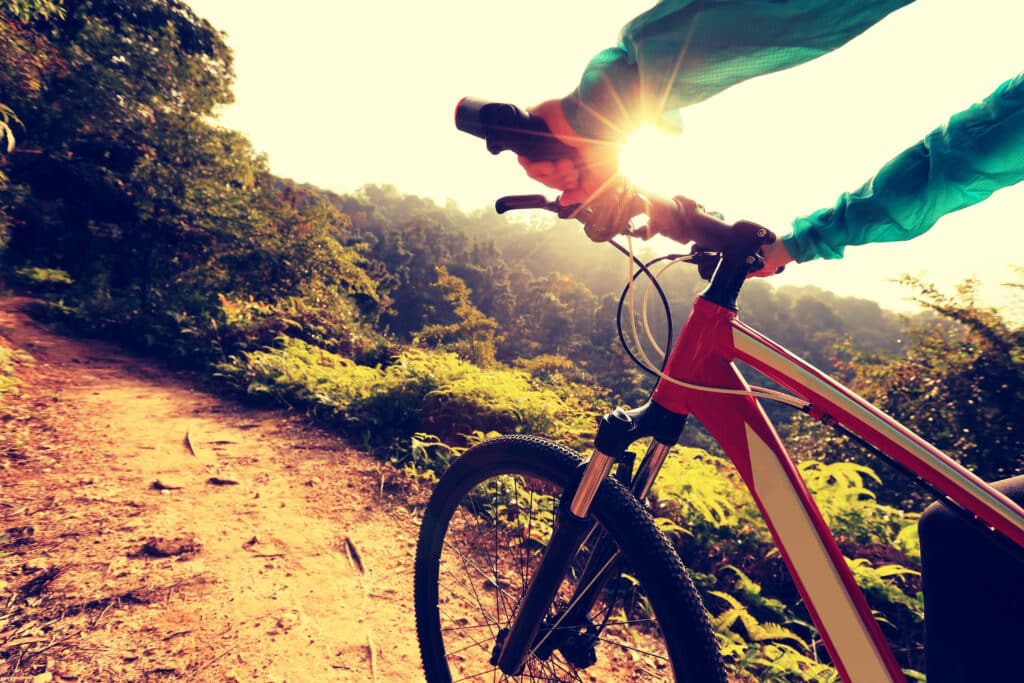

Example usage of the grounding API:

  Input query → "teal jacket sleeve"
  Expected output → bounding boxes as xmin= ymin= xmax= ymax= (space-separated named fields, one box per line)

xmin=784 ymin=73 xmax=1024 ymax=262
xmin=562 ymin=0 xmax=914 ymax=139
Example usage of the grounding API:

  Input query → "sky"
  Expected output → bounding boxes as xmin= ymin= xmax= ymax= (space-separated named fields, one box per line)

xmin=185 ymin=0 xmax=1023 ymax=320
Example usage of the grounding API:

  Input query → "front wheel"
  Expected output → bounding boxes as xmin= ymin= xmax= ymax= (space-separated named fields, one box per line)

xmin=414 ymin=435 xmax=725 ymax=681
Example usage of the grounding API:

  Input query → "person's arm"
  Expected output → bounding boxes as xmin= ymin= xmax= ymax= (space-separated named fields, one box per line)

xmin=525 ymin=0 xmax=913 ymax=205
xmin=783 ymin=73 xmax=1024 ymax=262
xmin=563 ymin=0 xmax=914 ymax=141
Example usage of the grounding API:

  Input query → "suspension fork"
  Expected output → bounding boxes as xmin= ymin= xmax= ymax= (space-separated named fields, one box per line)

xmin=527 ymin=438 xmax=675 ymax=662
xmin=495 ymin=402 xmax=687 ymax=674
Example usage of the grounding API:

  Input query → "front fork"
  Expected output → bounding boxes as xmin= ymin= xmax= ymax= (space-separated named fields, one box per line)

xmin=494 ymin=400 xmax=687 ymax=674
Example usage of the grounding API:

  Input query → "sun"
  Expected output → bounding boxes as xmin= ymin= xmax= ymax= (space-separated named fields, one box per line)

xmin=616 ymin=118 xmax=740 ymax=217
xmin=618 ymin=125 xmax=689 ymax=197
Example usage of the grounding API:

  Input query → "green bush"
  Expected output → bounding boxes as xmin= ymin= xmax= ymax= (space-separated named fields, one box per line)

xmin=217 ymin=340 xmax=578 ymax=450
xmin=207 ymin=291 xmax=389 ymax=361
xmin=216 ymin=335 xmax=382 ymax=411
xmin=10 ymin=266 xmax=73 ymax=291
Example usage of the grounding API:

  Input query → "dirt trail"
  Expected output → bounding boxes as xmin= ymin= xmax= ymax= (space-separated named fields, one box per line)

xmin=0 ymin=297 xmax=427 ymax=682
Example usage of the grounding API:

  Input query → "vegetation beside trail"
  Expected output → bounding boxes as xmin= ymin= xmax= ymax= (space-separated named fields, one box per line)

xmin=2 ymin=1 xmax=1022 ymax=680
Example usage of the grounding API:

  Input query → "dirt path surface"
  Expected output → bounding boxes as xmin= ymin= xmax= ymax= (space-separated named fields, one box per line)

xmin=0 ymin=297 xmax=427 ymax=682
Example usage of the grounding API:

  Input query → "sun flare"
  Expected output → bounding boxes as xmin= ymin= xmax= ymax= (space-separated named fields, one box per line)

xmin=619 ymin=126 xmax=687 ymax=197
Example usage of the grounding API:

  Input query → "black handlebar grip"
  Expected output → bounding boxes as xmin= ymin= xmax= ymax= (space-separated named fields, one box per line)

xmin=455 ymin=98 xmax=579 ymax=162
xmin=495 ymin=194 xmax=549 ymax=214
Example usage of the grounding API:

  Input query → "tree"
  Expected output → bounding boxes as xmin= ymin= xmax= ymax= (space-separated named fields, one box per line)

xmin=856 ymin=277 xmax=1023 ymax=484
xmin=1 ymin=1 xmax=385 ymax=365
xmin=418 ymin=266 xmax=501 ymax=367
xmin=0 ymin=1 xmax=65 ymax=240
xmin=3 ymin=0 xmax=62 ymax=20
xmin=2 ymin=0 xmax=234 ymax=274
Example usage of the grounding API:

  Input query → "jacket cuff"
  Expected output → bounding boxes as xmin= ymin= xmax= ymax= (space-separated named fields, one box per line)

xmin=783 ymin=209 xmax=847 ymax=262
xmin=561 ymin=47 xmax=641 ymax=142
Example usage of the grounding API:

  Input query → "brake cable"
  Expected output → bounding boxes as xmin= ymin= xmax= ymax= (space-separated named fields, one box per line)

xmin=606 ymin=238 xmax=676 ymax=376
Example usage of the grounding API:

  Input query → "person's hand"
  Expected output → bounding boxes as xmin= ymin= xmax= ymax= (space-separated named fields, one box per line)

xmin=749 ymin=239 xmax=795 ymax=278
xmin=517 ymin=98 xmax=621 ymax=207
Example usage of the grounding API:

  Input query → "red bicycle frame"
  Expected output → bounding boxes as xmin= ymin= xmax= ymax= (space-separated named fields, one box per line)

xmin=650 ymin=295 xmax=1024 ymax=682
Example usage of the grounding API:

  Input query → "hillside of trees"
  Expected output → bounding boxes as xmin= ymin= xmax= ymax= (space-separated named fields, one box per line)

xmin=2 ymin=1 xmax=1022 ymax=680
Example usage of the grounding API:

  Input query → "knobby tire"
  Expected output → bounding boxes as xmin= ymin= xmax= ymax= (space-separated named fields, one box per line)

xmin=414 ymin=435 xmax=725 ymax=682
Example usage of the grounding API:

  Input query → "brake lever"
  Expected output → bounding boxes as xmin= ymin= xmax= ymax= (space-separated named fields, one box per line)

xmin=495 ymin=194 xmax=581 ymax=220
xmin=499 ymin=190 xmax=649 ymax=242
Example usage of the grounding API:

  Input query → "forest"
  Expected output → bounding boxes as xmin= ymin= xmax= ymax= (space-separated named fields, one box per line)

xmin=2 ymin=1 xmax=1023 ymax=680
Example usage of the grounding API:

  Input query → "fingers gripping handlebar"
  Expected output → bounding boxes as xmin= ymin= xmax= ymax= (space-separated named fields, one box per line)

xmin=455 ymin=98 xmax=775 ymax=258
xmin=455 ymin=97 xmax=641 ymax=240
xmin=456 ymin=98 xmax=579 ymax=161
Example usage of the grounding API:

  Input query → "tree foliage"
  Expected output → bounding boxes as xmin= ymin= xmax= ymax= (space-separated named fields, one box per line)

xmin=0 ymin=0 xmax=384 ymax=363
xmin=418 ymin=266 xmax=501 ymax=367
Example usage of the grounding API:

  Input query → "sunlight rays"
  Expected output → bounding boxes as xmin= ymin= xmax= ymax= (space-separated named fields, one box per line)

xmin=565 ymin=17 xmax=699 ymax=220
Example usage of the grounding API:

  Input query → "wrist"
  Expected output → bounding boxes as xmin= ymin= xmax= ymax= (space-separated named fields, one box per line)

xmin=761 ymin=239 xmax=795 ymax=276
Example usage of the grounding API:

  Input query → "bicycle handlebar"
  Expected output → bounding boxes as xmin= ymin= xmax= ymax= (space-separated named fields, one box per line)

xmin=651 ymin=194 xmax=775 ymax=253
xmin=456 ymin=97 xmax=776 ymax=258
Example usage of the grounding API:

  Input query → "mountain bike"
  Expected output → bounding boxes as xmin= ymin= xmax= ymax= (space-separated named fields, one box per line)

xmin=412 ymin=99 xmax=1024 ymax=682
